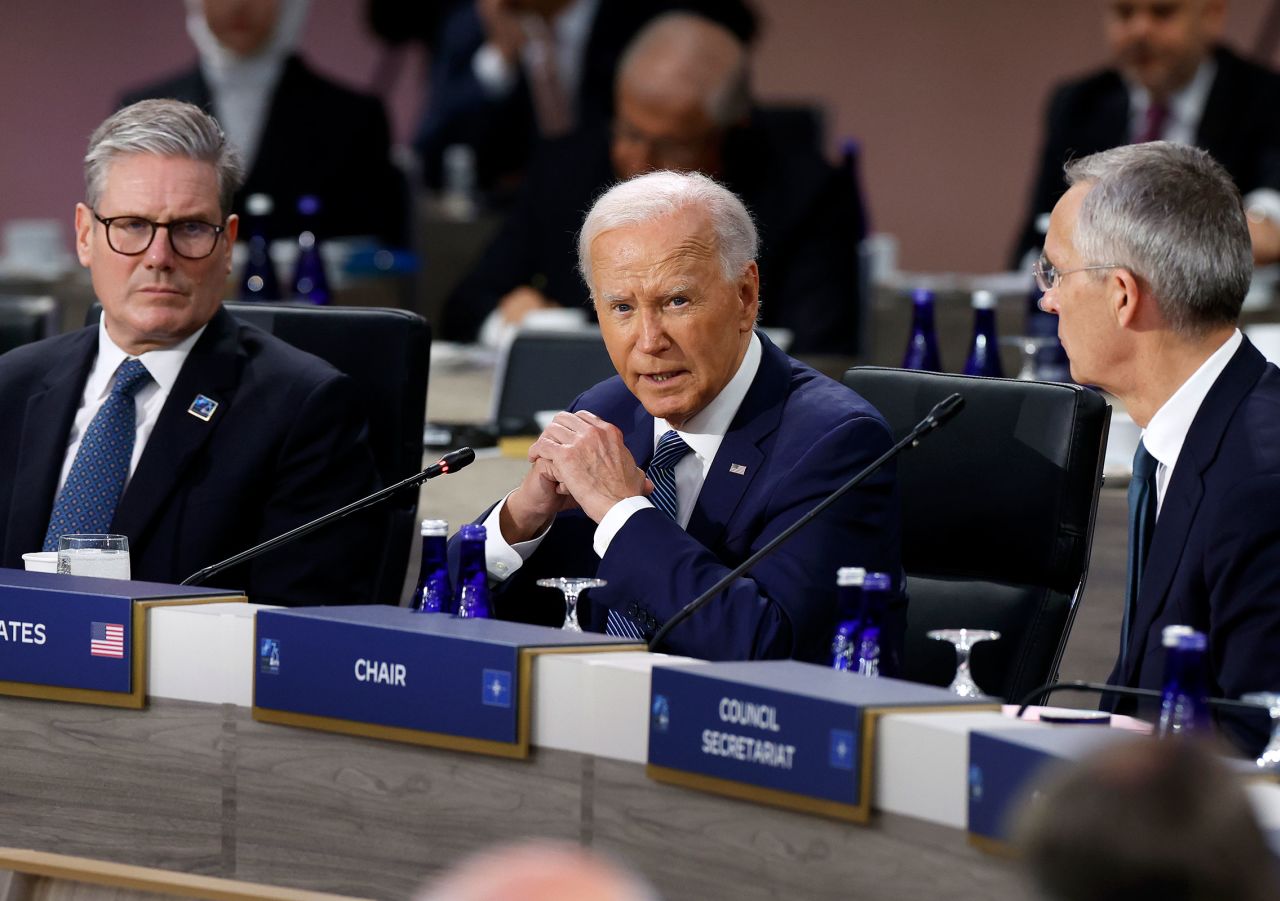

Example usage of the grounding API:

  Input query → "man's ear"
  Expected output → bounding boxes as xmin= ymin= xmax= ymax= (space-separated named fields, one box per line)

xmin=1112 ymin=267 xmax=1144 ymax=329
xmin=737 ymin=261 xmax=760 ymax=332
xmin=74 ymin=203 xmax=93 ymax=267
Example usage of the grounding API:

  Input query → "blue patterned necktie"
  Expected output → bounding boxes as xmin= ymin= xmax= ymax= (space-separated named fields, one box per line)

xmin=43 ymin=358 xmax=153 ymax=551
xmin=1119 ymin=440 xmax=1159 ymax=672
xmin=606 ymin=430 xmax=693 ymax=639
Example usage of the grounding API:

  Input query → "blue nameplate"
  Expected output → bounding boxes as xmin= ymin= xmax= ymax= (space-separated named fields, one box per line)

xmin=252 ymin=606 xmax=640 ymax=758
xmin=0 ymin=568 xmax=244 ymax=707
xmin=968 ymin=725 xmax=1131 ymax=847
xmin=647 ymin=659 xmax=997 ymax=822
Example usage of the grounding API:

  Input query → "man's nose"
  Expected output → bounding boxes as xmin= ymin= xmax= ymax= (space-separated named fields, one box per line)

xmin=144 ymin=226 xmax=176 ymax=268
xmin=636 ymin=307 xmax=670 ymax=352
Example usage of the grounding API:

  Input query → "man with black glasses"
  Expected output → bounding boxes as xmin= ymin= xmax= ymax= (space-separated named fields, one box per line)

xmin=0 ymin=99 xmax=383 ymax=606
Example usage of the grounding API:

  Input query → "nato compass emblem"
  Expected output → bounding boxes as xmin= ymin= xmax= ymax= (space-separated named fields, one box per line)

xmin=651 ymin=694 xmax=670 ymax=733
xmin=828 ymin=729 xmax=855 ymax=770
xmin=481 ymin=669 xmax=512 ymax=708
xmin=188 ymin=394 xmax=219 ymax=421
xmin=259 ymin=638 xmax=280 ymax=675
xmin=969 ymin=763 xmax=985 ymax=801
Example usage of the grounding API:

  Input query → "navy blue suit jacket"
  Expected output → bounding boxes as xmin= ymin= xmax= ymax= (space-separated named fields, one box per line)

xmin=480 ymin=334 xmax=903 ymax=663
xmin=0 ymin=307 xmax=384 ymax=606
xmin=1107 ymin=338 xmax=1280 ymax=753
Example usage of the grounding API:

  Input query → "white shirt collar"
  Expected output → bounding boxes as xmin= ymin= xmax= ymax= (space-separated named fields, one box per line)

xmin=1142 ymin=328 xmax=1241 ymax=472
xmin=1127 ymin=56 xmax=1217 ymax=143
xmin=653 ymin=331 xmax=762 ymax=460
xmin=95 ymin=315 xmax=209 ymax=397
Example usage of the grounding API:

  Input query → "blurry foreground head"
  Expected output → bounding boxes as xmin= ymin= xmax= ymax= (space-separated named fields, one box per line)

xmin=1018 ymin=738 xmax=1279 ymax=901
xmin=416 ymin=840 xmax=658 ymax=901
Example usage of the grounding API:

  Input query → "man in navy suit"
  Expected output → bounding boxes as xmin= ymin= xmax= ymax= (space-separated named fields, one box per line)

xmin=0 ymin=99 xmax=384 ymax=606
xmin=1039 ymin=141 xmax=1280 ymax=754
xmin=466 ymin=170 xmax=901 ymax=663
xmin=1013 ymin=0 xmax=1280 ymax=267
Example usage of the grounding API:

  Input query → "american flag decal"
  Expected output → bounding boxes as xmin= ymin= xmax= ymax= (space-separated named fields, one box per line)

xmin=90 ymin=622 xmax=124 ymax=658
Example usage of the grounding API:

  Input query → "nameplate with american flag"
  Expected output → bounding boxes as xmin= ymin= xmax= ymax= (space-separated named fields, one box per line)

xmin=0 ymin=569 xmax=244 ymax=708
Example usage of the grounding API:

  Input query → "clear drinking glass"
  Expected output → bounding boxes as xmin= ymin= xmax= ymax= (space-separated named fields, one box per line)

xmin=927 ymin=628 xmax=1001 ymax=698
xmin=57 ymin=534 xmax=131 ymax=580
xmin=536 ymin=577 xmax=607 ymax=632
xmin=1242 ymin=692 xmax=1280 ymax=770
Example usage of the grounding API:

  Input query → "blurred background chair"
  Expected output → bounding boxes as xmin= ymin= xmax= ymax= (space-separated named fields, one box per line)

xmin=490 ymin=328 xmax=617 ymax=435
xmin=842 ymin=367 xmax=1110 ymax=700
xmin=0 ymin=295 xmax=57 ymax=355
xmin=90 ymin=302 xmax=429 ymax=604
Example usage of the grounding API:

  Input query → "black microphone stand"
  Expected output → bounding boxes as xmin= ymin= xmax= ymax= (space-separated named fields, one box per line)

xmin=181 ymin=447 xmax=476 ymax=587
xmin=647 ymin=394 xmax=965 ymax=653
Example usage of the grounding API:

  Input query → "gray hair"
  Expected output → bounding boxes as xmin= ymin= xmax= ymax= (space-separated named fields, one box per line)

xmin=577 ymin=170 xmax=759 ymax=290
xmin=85 ymin=99 xmax=245 ymax=217
xmin=617 ymin=12 xmax=751 ymax=128
xmin=1065 ymin=142 xmax=1251 ymax=335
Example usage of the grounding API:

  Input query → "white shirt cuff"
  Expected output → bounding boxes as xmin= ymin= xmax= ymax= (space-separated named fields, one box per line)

xmin=472 ymin=42 xmax=518 ymax=97
xmin=481 ymin=493 xmax=549 ymax=581
xmin=593 ymin=496 xmax=653 ymax=558
xmin=1245 ymin=188 xmax=1280 ymax=224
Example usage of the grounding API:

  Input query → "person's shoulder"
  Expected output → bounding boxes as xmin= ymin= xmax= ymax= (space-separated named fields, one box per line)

xmin=1211 ymin=45 xmax=1280 ymax=96
xmin=281 ymin=56 xmax=386 ymax=117
xmin=0 ymin=328 xmax=91 ymax=377
xmin=1046 ymin=66 xmax=1125 ymax=114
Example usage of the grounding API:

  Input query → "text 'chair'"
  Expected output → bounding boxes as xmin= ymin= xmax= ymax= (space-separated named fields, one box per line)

xmin=843 ymin=367 xmax=1110 ymax=701
xmin=89 ymin=302 xmax=430 ymax=605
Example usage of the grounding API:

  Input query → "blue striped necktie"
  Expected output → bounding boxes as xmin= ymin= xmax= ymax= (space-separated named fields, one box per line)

xmin=43 ymin=358 xmax=152 ymax=551
xmin=1119 ymin=440 xmax=1158 ymax=672
xmin=605 ymin=429 xmax=692 ymax=639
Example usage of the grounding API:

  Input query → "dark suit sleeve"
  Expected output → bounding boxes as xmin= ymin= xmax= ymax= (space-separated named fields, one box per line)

xmin=1203 ymin=474 xmax=1280 ymax=750
xmin=595 ymin=413 xmax=898 ymax=662
xmin=244 ymin=371 xmax=384 ymax=606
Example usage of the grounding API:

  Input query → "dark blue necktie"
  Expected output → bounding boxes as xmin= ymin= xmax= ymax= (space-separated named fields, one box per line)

xmin=1119 ymin=440 xmax=1159 ymax=672
xmin=43 ymin=358 xmax=153 ymax=551
xmin=605 ymin=430 xmax=692 ymax=639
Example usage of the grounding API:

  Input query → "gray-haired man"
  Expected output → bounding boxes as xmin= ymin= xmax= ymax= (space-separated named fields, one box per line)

xmin=460 ymin=169 xmax=901 ymax=663
xmin=0 ymin=99 xmax=384 ymax=605
xmin=1039 ymin=140 xmax=1280 ymax=754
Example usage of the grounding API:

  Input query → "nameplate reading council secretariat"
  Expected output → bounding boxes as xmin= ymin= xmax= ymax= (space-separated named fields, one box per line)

xmin=647 ymin=660 xmax=997 ymax=822
xmin=968 ymin=725 xmax=1130 ymax=849
xmin=0 ymin=568 xmax=244 ymax=708
xmin=253 ymin=606 xmax=640 ymax=758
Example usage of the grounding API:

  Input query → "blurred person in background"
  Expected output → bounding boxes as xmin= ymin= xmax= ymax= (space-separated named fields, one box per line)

xmin=124 ymin=0 xmax=408 ymax=245
xmin=1013 ymin=0 xmax=1280 ymax=267
xmin=441 ymin=12 xmax=864 ymax=357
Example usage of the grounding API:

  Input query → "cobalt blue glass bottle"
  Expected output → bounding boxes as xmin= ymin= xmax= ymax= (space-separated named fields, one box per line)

xmin=455 ymin=523 xmax=490 ymax=618
xmin=963 ymin=290 xmax=1004 ymax=377
xmin=902 ymin=289 xmax=942 ymax=372
xmin=855 ymin=572 xmax=894 ymax=678
xmin=830 ymin=566 xmax=866 ymax=672
xmin=292 ymin=195 xmax=331 ymax=304
xmin=1157 ymin=625 xmax=1210 ymax=737
xmin=410 ymin=519 xmax=452 ymax=613
xmin=238 ymin=193 xmax=281 ymax=301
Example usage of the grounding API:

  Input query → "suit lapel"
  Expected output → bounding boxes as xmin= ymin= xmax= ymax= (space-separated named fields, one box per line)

xmin=111 ymin=308 xmax=242 ymax=542
xmin=3 ymin=331 xmax=97 ymax=560
xmin=1122 ymin=339 xmax=1266 ymax=682
xmin=685 ymin=336 xmax=788 ymax=550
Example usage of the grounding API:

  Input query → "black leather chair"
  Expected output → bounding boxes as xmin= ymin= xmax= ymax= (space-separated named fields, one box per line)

xmin=842 ymin=367 xmax=1110 ymax=701
xmin=0 ymin=295 xmax=57 ymax=354
xmin=491 ymin=329 xmax=618 ymax=434
xmin=89 ymin=302 xmax=430 ymax=605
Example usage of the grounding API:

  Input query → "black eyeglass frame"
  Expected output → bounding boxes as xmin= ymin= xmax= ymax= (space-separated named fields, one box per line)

xmin=92 ymin=210 xmax=227 ymax=260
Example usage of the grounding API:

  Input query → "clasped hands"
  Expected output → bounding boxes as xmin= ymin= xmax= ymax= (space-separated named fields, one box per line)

xmin=499 ymin=411 xmax=653 ymax=544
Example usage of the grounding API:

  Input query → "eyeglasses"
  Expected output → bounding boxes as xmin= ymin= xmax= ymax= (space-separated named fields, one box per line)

xmin=1032 ymin=256 xmax=1122 ymax=293
xmin=93 ymin=211 xmax=226 ymax=260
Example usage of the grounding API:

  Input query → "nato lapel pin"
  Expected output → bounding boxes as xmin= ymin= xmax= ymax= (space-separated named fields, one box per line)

xmin=188 ymin=394 xmax=219 ymax=422
xmin=729 ymin=463 xmax=747 ymax=475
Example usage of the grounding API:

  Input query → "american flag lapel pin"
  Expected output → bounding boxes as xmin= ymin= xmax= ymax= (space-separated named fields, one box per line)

xmin=729 ymin=463 xmax=747 ymax=475
xmin=188 ymin=394 xmax=218 ymax=422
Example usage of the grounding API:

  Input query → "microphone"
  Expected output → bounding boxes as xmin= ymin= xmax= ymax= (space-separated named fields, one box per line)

xmin=647 ymin=393 xmax=965 ymax=653
xmin=181 ymin=447 xmax=476 ymax=587
xmin=1014 ymin=679 xmax=1264 ymax=718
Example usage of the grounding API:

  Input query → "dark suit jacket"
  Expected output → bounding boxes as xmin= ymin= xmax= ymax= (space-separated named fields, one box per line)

xmin=442 ymin=115 xmax=864 ymax=355
xmin=414 ymin=0 xmax=757 ymax=191
xmin=1106 ymin=338 xmax=1280 ymax=754
xmin=470 ymin=334 xmax=903 ymax=663
xmin=123 ymin=55 xmax=408 ymax=246
xmin=1013 ymin=46 xmax=1280 ymax=265
xmin=0 ymin=307 xmax=385 ymax=606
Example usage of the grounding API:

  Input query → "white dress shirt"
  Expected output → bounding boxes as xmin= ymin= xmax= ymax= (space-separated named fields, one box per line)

xmin=483 ymin=332 xmax=763 ymax=580
xmin=55 ymin=318 xmax=207 ymax=497
xmin=1140 ymin=329 xmax=1242 ymax=516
